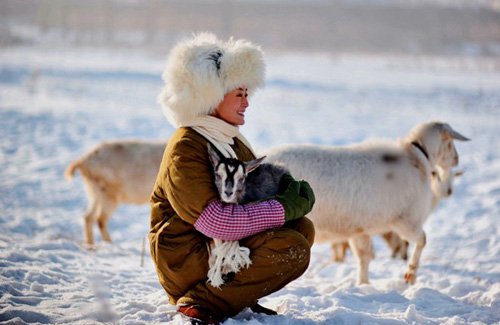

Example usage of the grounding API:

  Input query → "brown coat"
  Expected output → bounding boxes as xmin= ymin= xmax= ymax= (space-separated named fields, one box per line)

xmin=149 ymin=127 xmax=314 ymax=319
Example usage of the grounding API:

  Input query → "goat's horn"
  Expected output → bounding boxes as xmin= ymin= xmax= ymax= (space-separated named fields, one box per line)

xmin=443 ymin=124 xmax=470 ymax=141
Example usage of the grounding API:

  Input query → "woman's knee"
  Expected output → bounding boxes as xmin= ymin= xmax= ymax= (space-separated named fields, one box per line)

xmin=268 ymin=228 xmax=311 ymax=272
xmin=289 ymin=230 xmax=312 ymax=271
xmin=241 ymin=226 xmax=312 ymax=276
xmin=284 ymin=217 xmax=315 ymax=247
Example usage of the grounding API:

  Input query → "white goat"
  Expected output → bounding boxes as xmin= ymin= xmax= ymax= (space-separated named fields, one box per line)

xmin=331 ymin=165 xmax=464 ymax=263
xmin=264 ymin=121 xmax=469 ymax=285
xmin=65 ymin=140 xmax=165 ymax=246
xmin=206 ymin=144 xmax=289 ymax=287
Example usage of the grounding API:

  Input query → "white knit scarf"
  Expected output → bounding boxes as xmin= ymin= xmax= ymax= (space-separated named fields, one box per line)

xmin=182 ymin=115 xmax=255 ymax=288
xmin=185 ymin=116 xmax=255 ymax=158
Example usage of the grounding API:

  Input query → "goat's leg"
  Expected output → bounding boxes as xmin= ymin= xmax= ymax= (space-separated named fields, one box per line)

xmin=404 ymin=233 xmax=425 ymax=285
xmin=348 ymin=234 xmax=374 ymax=285
xmin=97 ymin=199 xmax=117 ymax=243
xmin=382 ymin=231 xmax=409 ymax=260
xmin=382 ymin=232 xmax=398 ymax=258
xmin=331 ymin=241 xmax=349 ymax=262
xmin=400 ymin=240 xmax=409 ymax=261
xmin=82 ymin=179 xmax=102 ymax=247
xmin=97 ymin=218 xmax=111 ymax=243
xmin=83 ymin=204 xmax=98 ymax=247
xmin=392 ymin=221 xmax=426 ymax=285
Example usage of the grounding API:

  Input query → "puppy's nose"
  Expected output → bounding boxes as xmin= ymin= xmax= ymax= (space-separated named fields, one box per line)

xmin=447 ymin=189 xmax=453 ymax=196
xmin=225 ymin=191 xmax=233 ymax=197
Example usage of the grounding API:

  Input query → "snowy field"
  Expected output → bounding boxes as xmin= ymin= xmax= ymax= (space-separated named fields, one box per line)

xmin=1 ymin=46 xmax=499 ymax=324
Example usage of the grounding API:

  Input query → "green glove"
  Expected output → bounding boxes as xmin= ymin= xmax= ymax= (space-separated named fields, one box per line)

xmin=277 ymin=173 xmax=295 ymax=193
xmin=274 ymin=174 xmax=315 ymax=222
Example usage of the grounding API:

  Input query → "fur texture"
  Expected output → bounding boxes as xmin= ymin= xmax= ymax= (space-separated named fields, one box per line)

xmin=331 ymin=164 xmax=463 ymax=263
xmin=158 ymin=33 xmax=265 ymax=128
xmin=264 ymin=121 xmax=469 ymax=285
xmin=65 ymin=140 xmax=165 ymax=247
xmin=242 ymin=163 xmax=289 ymax=203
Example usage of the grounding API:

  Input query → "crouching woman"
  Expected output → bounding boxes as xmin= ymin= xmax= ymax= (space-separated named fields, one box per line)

xmin=149 ymin=33 xmax=315 ymax=324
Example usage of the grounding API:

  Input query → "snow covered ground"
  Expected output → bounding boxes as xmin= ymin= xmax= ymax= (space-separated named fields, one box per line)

xmin=1 ymin=46 xmax=499 ymax=324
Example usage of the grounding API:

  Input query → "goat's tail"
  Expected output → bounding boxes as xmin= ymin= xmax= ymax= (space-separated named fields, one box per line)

xmin=64 ymin=159 xmax=81 ymax=181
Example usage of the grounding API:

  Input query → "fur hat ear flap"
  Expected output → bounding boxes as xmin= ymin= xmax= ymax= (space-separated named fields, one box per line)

xmin=220 ymin=38 xmax=266 ymax=97
xmin=158 ymin=33 xmax=266 ymax=128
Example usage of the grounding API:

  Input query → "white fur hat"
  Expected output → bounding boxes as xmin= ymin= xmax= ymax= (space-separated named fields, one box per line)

xmin=158 ymin=33 xmax=266 ymax=128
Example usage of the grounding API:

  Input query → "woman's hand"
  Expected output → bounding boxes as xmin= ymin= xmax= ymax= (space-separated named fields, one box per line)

xmin=274 ymin=174 xmax=315 ymax=222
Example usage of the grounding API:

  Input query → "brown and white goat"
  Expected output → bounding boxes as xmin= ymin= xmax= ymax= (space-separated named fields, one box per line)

xmin=65 ymin=140 xmax=165 ymax=247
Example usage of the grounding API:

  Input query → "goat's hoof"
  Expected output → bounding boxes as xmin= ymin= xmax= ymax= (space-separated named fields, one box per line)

xmin=404 ymin=272 xmax=416 ymax=284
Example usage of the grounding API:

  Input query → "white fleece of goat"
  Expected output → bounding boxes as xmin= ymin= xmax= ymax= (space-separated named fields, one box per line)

xmin=185 ymin=116 xmax=255 ymax=288
xmin=264 ymin=141 xmax=435 ymax=242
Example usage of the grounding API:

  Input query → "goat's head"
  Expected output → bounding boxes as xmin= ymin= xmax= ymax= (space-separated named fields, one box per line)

xmin=207 ymin=144 xmax=265 ymax=203
xmin=407 ymin=122 xmax=469 ymax=169
xmin=431 ymin=166 xmax=464 ymax=198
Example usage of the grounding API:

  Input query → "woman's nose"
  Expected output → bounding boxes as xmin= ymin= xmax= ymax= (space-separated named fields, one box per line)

xmin=242 ymin=96 xmax=249 ymax=107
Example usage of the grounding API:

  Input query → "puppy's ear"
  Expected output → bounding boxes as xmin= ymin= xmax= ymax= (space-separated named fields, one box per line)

xmin=244 ymin=156 xmax=266 ymax=174
xmin=207 ymin=144 xmax=220 ymax=168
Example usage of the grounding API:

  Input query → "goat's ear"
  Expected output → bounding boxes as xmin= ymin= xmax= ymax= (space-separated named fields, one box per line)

xmin=454 ymin=169 xmax=465 ymax=177
xmin=207 ymin=144 xmax=220 ymax=168
xmin=441 ymin=123 xmax=470 ymax=142
xmin=244 ymin=156 xmax=266 ymax=174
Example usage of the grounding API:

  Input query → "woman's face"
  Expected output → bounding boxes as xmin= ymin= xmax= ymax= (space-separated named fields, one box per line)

xmin=212 ymin=87 xmax=249 ymax=126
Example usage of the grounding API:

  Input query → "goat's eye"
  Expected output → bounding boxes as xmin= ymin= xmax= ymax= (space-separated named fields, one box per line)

xmin=431 ymin=171 xmax=437 ymax=177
